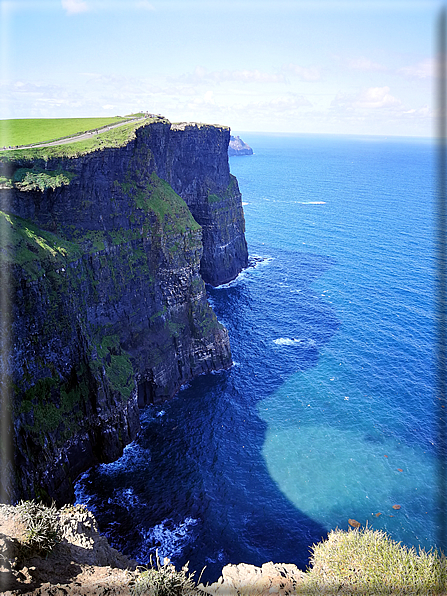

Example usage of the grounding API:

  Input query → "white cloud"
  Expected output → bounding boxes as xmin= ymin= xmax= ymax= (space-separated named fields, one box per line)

xmin=398 ymin=58 xmax=434 ymax=79
xmin=176 ymin=66 xmax=286 ymax=85
xmin=263 ymin=94 xmax=312 ymax=109
xmin=224 ymin=94 xmax=312 ymax=118
xmin=61 ymin=0 xmax=89 ymax=15
xmin=281 ymin=63 xmax=320 ymax=81
xmin=325 ymin=84 xmax=432 ymax=135
xmin=332 ymin=86 xmax=401 ymax=110
xmin=347 ymin=57 xmax=385 ymax=72
xmin=355 ymin=86 xmax=401 ymax=109
xmin=188 ymin=90 xmax=216 ymax=107
xmin=402 ymin=105 xmax=431 ymax=118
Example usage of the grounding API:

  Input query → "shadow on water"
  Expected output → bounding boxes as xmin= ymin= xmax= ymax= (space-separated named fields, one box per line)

xmin=75 ymin=249 xmax=340 ymax=583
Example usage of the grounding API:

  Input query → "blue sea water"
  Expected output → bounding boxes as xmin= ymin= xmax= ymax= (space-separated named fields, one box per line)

xmin=75 ymin=133 xmax=442 ymax=583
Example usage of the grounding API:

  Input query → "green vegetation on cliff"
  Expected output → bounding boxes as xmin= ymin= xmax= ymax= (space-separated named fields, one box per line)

xmin=0 ymin=210 xmax=81 ymax=280
xmin=0 ymin=116 xmax=168 ymax=161
xmin=92 ymin=334 xmax=134 ymax=400
xmin=0 ymin=115 xmax=137 ymax=148
xmin=17 ymin=500 xmax=61 ymax=557
xmin=0 ymin=169 xmax=200 ymax=279
xmin=136 ymin=172 xmax=202 ymax=235
xmin=1 ymin=163 xmax=207 ymax=456
xmin=208 ymin=174 xmax=238 ymax=204
xmin=12 ymin=166 xmax=76 ymax=191
xmin=17 ymin=367 xmax=91 ymax=445
xmin=135 ymin=526 xmax=446 ymax=595
xmin=303 ymin=526 xmax=445 ymax=594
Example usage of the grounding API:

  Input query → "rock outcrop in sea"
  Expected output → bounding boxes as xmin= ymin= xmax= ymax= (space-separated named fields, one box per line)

xmin=0 ymin=119 xmax=248 ymax=505
xmin=228 ymin=135 xmax=253 ymax=156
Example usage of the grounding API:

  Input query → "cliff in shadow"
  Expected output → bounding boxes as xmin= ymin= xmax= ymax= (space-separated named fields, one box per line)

xmin=0 ymin=119 xmax=248 ymax=505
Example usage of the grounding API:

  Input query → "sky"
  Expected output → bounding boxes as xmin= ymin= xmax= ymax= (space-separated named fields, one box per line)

xmin=0 ymin=0 xmax=443 ymax=136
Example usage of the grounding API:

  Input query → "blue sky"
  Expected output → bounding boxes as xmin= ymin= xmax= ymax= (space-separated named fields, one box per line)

xmin=0 ymin=0 xmax=442 ymax=136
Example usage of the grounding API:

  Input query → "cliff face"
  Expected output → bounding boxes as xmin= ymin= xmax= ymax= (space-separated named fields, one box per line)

xmin=167 ymin=124 xmax=248 ymax=286
xmin=0 ymin=120 xmax=247 ymax=504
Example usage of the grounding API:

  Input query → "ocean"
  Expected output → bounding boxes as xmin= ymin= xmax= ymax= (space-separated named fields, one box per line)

xmin=75 ymin=133 xmax=442 ymax=583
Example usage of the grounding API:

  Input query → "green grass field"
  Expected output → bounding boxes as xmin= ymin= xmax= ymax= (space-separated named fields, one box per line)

xmin=0 ymin=116 xmax=166 ymax=161
xmin=0 ymin=116 xmax=140 ymax=148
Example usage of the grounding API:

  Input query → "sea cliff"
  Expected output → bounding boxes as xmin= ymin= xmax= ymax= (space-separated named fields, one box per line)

xmin=0 ymin=119 xmax=248 ymax=505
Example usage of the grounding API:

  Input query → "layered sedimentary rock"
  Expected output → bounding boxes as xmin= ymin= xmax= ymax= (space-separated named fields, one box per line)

xmin=167 ymin=124 xmax=248 ymax=285
xmin=0 ymin=120 xmax=248 ymax=504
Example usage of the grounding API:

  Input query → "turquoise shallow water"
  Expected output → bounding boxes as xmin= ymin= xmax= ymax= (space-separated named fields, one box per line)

xmin=75 ymin=133 xmax=442 ymax=582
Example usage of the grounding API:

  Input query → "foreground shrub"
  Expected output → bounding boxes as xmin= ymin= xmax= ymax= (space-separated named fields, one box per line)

xmin=304 ymin=526 xmax=446 ymax=595
xmin=132 ymin=553 xmax=204 ymax=596
xmin=17 ymin=499 xmax=61 ymax=556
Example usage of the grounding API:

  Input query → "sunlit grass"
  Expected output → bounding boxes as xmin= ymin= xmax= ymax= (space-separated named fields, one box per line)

xmin=0 ymin=117 xmax=165 ymax=160
xmin=0 ymin=116 xmax=132 ymax=148
xmin=0 ymin=210 xmax=81 ymax=279
xmin=302 ymin=526 xmax=446 ymax=595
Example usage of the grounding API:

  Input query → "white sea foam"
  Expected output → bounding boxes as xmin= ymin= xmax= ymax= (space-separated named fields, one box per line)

xmin=97 ymin=442 xmax=150 ymax=473
xmin=108 ymin=486 xmax=140 ymax=507
xmin=273 ymin=337 xmax=315 ymax=347
xmin=212 ymin=255 xmax=273 ymax=289
xmin=138 ymin=517 xmax=199 ymax=563
xmin=249 ymin=254 xmax=274 ymax=268
xmin=274 ymin=338 xmax=304 ymax=346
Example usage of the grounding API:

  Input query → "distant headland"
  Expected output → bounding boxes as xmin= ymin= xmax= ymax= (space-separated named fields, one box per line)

xmin=228 ymin=135 xmax=253 ymax=156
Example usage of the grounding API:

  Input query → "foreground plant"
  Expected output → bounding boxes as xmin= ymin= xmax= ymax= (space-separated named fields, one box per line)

xmin=17 ymin=499 xmax=61 ymax=556
xmin=304 ymin=526 xmax=446 ymax=595
xmin=132 ymin=552 xmax=204 ymax=596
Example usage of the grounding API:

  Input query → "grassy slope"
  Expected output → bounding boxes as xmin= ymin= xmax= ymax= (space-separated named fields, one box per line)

xmin=0 ymin=116 xmax=137 ymax=148
xmin=0 ymin=117 xmax=167 ymax=161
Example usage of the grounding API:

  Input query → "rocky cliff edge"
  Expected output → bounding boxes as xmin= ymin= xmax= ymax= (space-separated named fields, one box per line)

xmin=0 ymin=503 xmax=305 ymax=596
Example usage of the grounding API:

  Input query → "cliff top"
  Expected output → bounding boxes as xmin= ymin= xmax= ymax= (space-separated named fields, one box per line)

xmin=0 ymin=502 xmax=138 ymax=594
xmin=0 ymin=117 xmax=233 ymax=164
xmin=0 ymin=115 xmax=169 ymax=162
xmin=0 ymin=115 xmax=145 ymax=148
xmin=171 ymin=121 xmax=230 ymax=132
